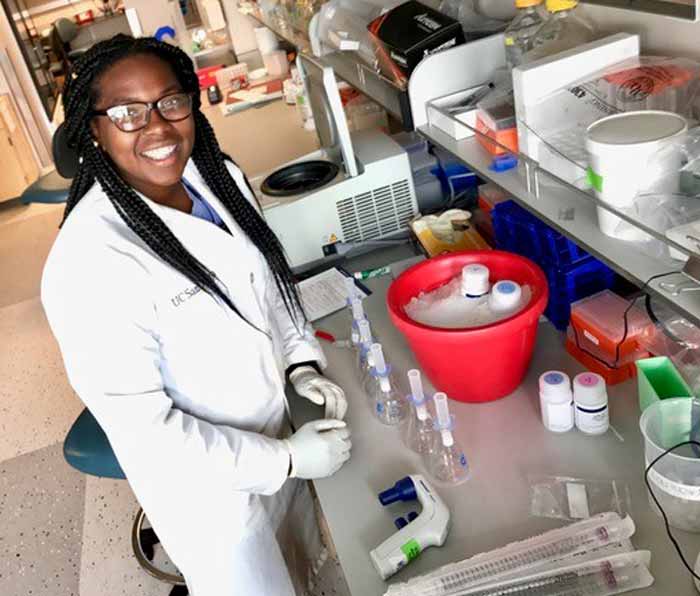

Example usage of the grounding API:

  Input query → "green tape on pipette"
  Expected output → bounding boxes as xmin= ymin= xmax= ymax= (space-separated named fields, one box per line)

xmin=401 ymin=539 xmax=422 ymax=562
xmin=586 ymin=167 xmax=603 ymax=192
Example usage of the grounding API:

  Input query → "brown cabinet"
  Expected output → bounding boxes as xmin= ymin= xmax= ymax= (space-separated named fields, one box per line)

xmin=0 ymin=93 xmax=39 ymax=202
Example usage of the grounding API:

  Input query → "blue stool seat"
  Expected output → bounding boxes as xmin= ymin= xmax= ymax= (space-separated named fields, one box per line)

xmin=21 ymin=170 xmax=71 ymax=204
xmin=64 ymin=408 xmax=126 ymax=479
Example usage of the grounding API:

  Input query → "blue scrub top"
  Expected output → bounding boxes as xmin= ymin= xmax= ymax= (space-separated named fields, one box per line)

xmin=183 ymin=178 xmax=228 ymax=231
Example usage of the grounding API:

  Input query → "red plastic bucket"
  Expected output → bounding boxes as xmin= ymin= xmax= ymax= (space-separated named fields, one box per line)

xmin=387 ymin=251 xmax=549 ymax=403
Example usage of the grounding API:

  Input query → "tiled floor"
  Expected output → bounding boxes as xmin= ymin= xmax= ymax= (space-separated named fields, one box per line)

xmin=0 ymin=102 xmax=352 ymax=596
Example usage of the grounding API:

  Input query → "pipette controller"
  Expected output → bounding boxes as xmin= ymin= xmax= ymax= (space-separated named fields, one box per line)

xmin=370 ymin=475 xmax=450 ymax=580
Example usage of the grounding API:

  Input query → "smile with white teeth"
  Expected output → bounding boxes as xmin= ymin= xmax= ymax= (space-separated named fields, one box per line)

xmin=141 ymin=144 xmax=177 ymax=161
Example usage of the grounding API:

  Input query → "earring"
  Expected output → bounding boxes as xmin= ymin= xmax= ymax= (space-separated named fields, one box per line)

xmin=92 ymin=139 xmax=99 ymax=149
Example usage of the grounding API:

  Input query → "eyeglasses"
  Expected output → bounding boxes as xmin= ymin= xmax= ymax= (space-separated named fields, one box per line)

xmin=92 ymin=92 xmax=194 ymax=132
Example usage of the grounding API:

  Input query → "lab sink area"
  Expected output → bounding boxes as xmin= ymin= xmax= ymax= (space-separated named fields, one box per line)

xmin=287 ymin=246 xmax=700 ymax=596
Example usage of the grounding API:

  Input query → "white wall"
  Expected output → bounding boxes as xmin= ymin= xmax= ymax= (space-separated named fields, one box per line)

xmin=581 ymin=3 xmax=700 ymax=59
xmin=0 ymin=8 xmax=52 ymax=168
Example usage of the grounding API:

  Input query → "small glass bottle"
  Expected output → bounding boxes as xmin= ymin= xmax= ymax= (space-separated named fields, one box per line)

xmin=427 ymin=393 xmax=470 ymax=485
xmin=403 ymin=370 xmax=435 ymax=456
xmin=525 ymin=0 xmax=595 ymax=63
xmin=367 ymin=343 xmax=407 ymax=426
xmin=504 ymin=0 xmax=548 ymax=70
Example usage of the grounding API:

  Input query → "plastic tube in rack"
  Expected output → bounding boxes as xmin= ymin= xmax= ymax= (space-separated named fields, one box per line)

xmin=434 ymin=392 xmax=454 ymax=447
xmin=351 ymin=297 xmax=365 ymax=322
xmin=345 ymin=276 xmax=357 ymax=302
xmin=408 ymin=370 xmax=429 ymax=421
xmin=371 ymin=343 xmax=391 ymax=392
xmin=359 ymin=318 xmax=372 ymax=345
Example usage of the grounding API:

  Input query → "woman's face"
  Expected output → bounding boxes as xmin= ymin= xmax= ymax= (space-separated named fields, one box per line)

xmin=90 ymin=53 xmax=195 ymax=198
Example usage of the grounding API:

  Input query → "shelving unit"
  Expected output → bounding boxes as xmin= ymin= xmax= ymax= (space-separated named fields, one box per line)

xmin=240 ymin=4 xmax=700 ymax=323
xmin=241 ymin=6 xmax=413 ymax=128
xmin=419 ymin=122 xmax=700 ymax=327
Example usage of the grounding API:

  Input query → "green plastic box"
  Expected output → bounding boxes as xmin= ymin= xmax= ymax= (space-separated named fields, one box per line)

xmin=636 ymin=356 xmax=694 ymax=412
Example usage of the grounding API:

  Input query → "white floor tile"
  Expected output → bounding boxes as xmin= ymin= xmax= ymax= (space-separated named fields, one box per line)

xmin=80 ymin=477 xmax=174 ymax=596
xmin=0 ymin=298 xmax=83 ymax=462
xmin=0 ymin=443 xmax=84 ymax=596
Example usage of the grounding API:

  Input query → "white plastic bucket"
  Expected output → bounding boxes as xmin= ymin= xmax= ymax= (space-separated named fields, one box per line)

xmin=585 ymin=111 xmax=687 ymax=240
xmin=639 ymin=397 xmax=700 ymax=532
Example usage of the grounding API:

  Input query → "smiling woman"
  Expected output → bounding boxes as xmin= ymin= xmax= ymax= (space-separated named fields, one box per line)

xmin=41 ymin=34 xmax=352 ymax=596
xmin=89 ymin=55 xmax=196 ymax=210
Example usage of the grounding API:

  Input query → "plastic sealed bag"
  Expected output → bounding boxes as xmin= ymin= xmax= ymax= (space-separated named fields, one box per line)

xmin=530 ymin=475 xmax=632 ymax=521
xmin=520 ymin=56 xmax=700 ymax=186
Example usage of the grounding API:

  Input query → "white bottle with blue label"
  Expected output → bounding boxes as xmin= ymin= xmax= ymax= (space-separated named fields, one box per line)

xmin=539 ymin=371 xmax=574 ymax=433
xmin=488 ymin=280 xmax=522 ymax=315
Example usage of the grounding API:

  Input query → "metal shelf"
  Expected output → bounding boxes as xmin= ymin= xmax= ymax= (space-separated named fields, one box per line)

xmin=245 ymin=8 xmax=312 ymax=55
xmin=419 ymin=122 xmax=700 ymax=327
xmin=241 ymin=6 xmax=413 ymax=129
xmin=193 ymin=44 xmax=234 ymax=59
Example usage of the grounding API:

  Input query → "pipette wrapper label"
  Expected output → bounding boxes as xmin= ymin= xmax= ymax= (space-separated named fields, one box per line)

xmin=566 ymin=483 xmax=590 ymax=519
xmin=400 ymin=539 xmax=422 ymax=562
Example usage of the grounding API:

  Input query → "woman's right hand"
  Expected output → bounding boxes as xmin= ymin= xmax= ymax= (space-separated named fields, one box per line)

xmin=285 ymin=419 xmax=352 ymax=479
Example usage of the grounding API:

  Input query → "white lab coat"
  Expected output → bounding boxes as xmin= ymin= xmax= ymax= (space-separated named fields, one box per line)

xmin=41 ymin=159 xmax=327 ymax=595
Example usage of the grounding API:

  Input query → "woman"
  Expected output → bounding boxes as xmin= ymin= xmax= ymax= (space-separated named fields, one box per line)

xmin=42 ymin=35 xmax=352 ymax=595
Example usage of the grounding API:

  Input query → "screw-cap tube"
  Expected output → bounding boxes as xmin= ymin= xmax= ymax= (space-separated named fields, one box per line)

xmin=351 ymin=297 xmax=365 ymax=322
xmin=344 ymin=276 xmax=356 ymax=301
xmin=434 ymin=392 xmax=454 ymax=447
xmin=358 ymin=319 xmax=372 ymax=345
xmin=408 ymin=369 xmax=428 ymax=421
xmin=371 ymin=343 xmax=387 ymax=375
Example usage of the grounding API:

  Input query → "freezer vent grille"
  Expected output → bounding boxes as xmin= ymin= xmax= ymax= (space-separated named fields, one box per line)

xmin=336 ymin=179 xmax=415 ymax=244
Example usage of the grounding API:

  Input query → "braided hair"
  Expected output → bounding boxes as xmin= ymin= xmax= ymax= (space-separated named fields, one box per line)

xmin=61 ymin=34 xmax=303 ymax=329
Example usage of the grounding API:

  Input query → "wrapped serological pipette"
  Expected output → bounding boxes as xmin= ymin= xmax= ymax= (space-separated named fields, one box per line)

xmin=367 ymin=343 xmax=408 ymax=426
xmin=385 ymin=512 xmax=637 ymax=596
xmin=435 ymin=550 xmax=653 ymax=596
xmin=403 ymin=370 xmax=435 ymax=456
xmin=349 ymin=296 xmax=370 ymax=348
xmin=357 ymin=318 xmax=375 ymax=385
xmin=427 ymin=393 xmax=470 ymax=485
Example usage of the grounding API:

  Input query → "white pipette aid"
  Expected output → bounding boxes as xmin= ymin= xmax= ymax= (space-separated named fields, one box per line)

xmin=370 ymin=475 xmax=450 ymax=580
xmin=403 ymin=370 xmax=435 ymax=455
xmin=428 ymin=393 xmax=469 ymax=484
xmin=368 ymin=343 xmax=407 ymax=425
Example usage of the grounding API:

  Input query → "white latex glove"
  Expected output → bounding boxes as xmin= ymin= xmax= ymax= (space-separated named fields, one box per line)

xmin=289 ymin=366 xmax=348 ymax=420
xmin=285 ymin=419 xmax=352 ymax=479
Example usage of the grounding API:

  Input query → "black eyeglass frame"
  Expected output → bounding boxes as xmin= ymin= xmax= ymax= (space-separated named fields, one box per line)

xmin=91 ymin=91 xmax=195 ymax=132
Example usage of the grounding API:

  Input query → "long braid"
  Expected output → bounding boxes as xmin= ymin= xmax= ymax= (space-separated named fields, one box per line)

xmin=60 ymin=34 xmax=304 ymax=329
xmin=191 ymin=112 xmax=302 ymax=320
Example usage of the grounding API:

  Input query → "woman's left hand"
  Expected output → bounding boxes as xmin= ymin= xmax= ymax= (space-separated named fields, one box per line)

xmin=289 ymin=366 xmax=348 ymax=420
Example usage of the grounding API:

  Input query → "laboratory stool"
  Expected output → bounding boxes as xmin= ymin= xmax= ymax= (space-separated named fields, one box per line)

xmin=64 ymin=408 xmax=188 ymax=596
xmin=20 ymin=122 xmax=76 ymax=205
xmin=20 ymin=170 xmax=71 ymax=204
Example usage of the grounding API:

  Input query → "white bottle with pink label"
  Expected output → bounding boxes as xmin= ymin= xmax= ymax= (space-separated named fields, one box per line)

xmin=573 ymin=372 xmax=609 ymax=435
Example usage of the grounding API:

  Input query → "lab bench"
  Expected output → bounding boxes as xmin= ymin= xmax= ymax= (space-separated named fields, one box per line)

xmin=287 ymin=246 xmax=700 ymax=596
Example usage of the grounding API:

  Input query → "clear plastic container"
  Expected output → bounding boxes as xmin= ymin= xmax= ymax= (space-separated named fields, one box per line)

xmin=503 ymin=0 xmax=548 ymax=70
xmin=524 ymin=0 xmax=595 ymax=63
xmin=640 ymin=398 xmax=700 ymax=532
